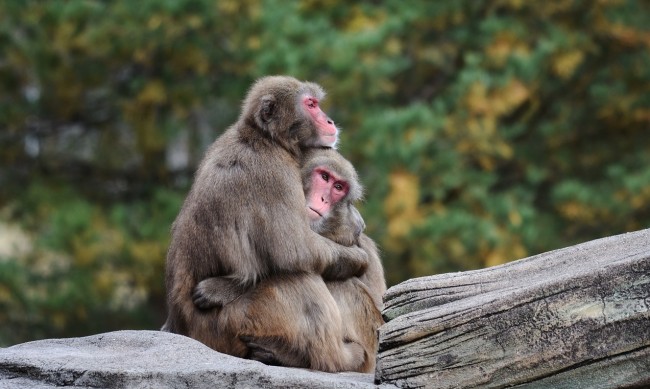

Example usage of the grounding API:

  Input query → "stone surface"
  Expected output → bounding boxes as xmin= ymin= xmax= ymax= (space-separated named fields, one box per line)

xmin=376 ymin=229 xmax=650 ymax=388
xmin=0 ymin=330 xmax=395 ymax=388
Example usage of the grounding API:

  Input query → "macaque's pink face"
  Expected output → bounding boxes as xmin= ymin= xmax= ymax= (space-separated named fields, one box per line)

xmin=307 ymin=167 xmax=349 ymax=221
xmin=303 ymin=96 xmax=338 ymax=147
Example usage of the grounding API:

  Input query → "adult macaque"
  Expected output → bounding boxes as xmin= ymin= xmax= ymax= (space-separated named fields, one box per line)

xmin=193 ymin=149 xmax=386 ymax=373
xmin=162 ymin=76 xmax=368 ymax=338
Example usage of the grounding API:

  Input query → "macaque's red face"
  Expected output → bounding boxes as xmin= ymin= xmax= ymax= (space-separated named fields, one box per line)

xmin=307 ymin=167 xmax=349 ymax=221
xmin=303 ymin=96 xmax=338 ymax=147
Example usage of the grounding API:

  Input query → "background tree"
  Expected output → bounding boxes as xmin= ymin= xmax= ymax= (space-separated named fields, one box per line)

xmin=1 ymin=0 xmax=648 ymax=345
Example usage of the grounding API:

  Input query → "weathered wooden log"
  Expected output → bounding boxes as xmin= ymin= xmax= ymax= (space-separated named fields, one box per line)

xmin=376 ymin=229 xmax=650 ymax=388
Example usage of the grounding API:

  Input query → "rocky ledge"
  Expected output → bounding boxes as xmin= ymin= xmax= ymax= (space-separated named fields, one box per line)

xmin=0 ymin=330 xmax=394 ymax=388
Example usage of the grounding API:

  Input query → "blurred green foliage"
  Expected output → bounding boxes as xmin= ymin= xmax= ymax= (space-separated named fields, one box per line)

xmin=1 ymin=0 xmax=648 ymax=345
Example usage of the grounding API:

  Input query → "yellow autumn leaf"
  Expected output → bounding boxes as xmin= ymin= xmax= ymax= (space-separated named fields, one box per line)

xmin=447 ymin=238 xmax=467 ymax=258
xmin=466 ymin=82 xmax=489 ymax=115
xmin=186 ymin=15 xmax=203 ymax=29
xmin=247 ymin=36 xmax=261 ymax=50
xmin=52 ymin=312 xmax=67 ymax=330
xmin=477 ymin=155 xmax=495 ymax=171
xmin=466 ymin=79 xmax=530 ymax=117
xmin=147 ymin=14 xmax=163 ymax=30
xmin=485 ymin=250 xmax=503 ymax=268
xmin=552 ymin=50 xmax=584 ymax=79
xmin=630 ymin=186 xmax=650 ymax=209
xmin=496 ymin=141 xmax=514 ymax=159
xmin=94 ymin=268 xmax=116 ymax=295
xmin=133 ymin=48 xmax=150 ymax=64
xmin=384 ymin=170 xmax=423 ymax=241
xmin=217 ymin=0 xmax=240 ymax=14
xmin=137 ymin=80 xmax=167 ymax=105
xmin=72 ymin=219 xmax=125 ymax=266
xmin=53 ymin=22 xmax=75 ymax=53
xmin=345 ymin=6 xmax=385 ymax=32
xmin=385 ymin=37 xmax=402 ymax=55
xmin=486 ymin=33 xmax=517 ymax=66
xmin=130 ymin=241 xmax=165 ymax=264
xmin=606 ymin=23 xmax=650 ymax=48
xmin=0 ymin=285 xmax=11 ymax=304
xmin=632 ymin=109 xmax=650 ymax=123
xmin=172 ymin=47 xmax=210 ymax=75
xmin=558 ymin=201 xmax=582 ymax=219
xmin=494 ymin=79 xmax=530 ymax=116
xmin=484 ymin=236 xmax=527 ymax=267
xmin=508 ymin=211 xmax=523 ymax=227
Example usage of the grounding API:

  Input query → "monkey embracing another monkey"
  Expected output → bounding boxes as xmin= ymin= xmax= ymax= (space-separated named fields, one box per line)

xmin=162 ymin=77 xmax=369 ymax=347
xmin=193 ymin=148 xmax=386 ymax=373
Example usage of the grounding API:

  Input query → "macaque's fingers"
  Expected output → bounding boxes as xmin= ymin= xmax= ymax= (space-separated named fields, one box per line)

xmin=192 ymin=277 xmax=245 ymax=310
xmin=322 ymin=246 xmax=369 ymax=281
xmin=240 ymin=336 xmax=283 ymax=366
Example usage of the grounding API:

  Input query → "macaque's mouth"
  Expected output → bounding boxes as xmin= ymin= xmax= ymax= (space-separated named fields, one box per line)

xmin=308 ymin=207 xmax=323 ymax=218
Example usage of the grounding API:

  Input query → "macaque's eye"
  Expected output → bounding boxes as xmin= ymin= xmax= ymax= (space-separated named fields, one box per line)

xmin=307 ymin=98 xmax=317 ymax=109
xmin=321 ymin=172 xmax=329 ymax=182
xmin=334 ymin=183 xmax=344 ymax=192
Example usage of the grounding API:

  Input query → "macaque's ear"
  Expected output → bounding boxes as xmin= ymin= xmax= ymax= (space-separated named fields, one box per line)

xmin=260 ymin=94 xmax=276 ymax=123
xmin=349 ymin=205 xmax=366 ymax=239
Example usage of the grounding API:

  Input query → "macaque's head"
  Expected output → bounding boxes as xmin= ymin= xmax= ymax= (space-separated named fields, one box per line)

xmin=307 ymin=165 xmax=350 ymax=222
xmin=302 ymin=149 xmax=364 ymax=245
xmin=241 ymin=76 xmax=339 ymax=152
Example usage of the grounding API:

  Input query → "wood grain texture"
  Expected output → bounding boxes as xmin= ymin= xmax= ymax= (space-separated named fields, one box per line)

xmin=376 ymin=229 xmax=650 ymax=388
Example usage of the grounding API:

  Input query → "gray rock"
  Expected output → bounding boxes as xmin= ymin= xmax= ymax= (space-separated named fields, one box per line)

xmin=0 ymin=330 xmax=395 ymax=388
xmin=376 ymin=229 xmax=650 ymax=388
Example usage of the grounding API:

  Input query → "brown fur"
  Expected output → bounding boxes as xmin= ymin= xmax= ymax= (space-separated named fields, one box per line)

xmin=192 ymin=149 xmax=386 ymax=372
xmin=162 ymin=76 xmax=368 ymax=338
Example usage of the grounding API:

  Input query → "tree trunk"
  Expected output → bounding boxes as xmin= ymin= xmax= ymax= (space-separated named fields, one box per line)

xmin=376 ymin=229 xmax=650 ymax=388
